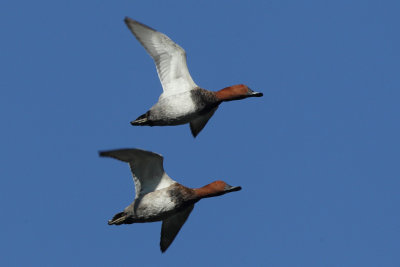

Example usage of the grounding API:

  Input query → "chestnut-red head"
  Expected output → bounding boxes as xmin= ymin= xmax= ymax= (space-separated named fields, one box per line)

xmin=215 ymin=84 xmax=263 ymax=102
xmin=194 ymin=180 xmax=242 ymax=199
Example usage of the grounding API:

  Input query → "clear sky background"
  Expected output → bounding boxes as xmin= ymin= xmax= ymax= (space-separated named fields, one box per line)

xmin=1 ymin=0 xmax=399 ymax=266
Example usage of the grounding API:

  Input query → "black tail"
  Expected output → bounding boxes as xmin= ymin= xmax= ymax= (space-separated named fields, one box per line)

xmin=130 ymin=112 xmax=149 ymax=126
xmin=108 ymin=212 xmax=127 ymax=225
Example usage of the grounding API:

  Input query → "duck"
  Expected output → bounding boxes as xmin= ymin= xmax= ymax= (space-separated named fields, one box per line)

xmin=99 ymin=148 xmax=241 ymax=252
xmin=124 ymin=17 xmax=263 ymax=137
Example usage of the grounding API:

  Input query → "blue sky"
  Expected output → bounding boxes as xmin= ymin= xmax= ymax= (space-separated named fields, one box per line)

xmin=1 ymin=0 xmax=399 ymax=266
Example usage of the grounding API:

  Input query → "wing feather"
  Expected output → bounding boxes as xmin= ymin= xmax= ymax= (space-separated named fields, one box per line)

xmin=160 ymin=204 xmax=194 ymax=252
xmin=124 ymin=18 xmax=198 ymax=96
xmin=99 ymin=148 xmax=176 ymax=198
xmin=190 ymin=107 xmax=218 ymax=137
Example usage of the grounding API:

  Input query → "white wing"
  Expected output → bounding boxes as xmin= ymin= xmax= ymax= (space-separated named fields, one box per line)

xmin=99 ymin=148 xmax=176 ymax=199
xmin=124 ymin=17 xmax=198 ymax=96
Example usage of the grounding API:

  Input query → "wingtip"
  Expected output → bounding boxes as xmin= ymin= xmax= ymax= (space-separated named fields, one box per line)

xmin=160 ymin=246 xmax=167 ymax=253
xmin=98 ymin=150 xmax=115 ymax=158
xmin=191 ymin=131 xmax=198 ymax=138
xmin=99 ymin=151 xmax=108 ymax=157
xmin=160 ymin=240 xmax=170 ymax=253
xmin=123 ymin=17 xmax=157 ymax=32
xmin=189 ymin=124 xmax=199 ymax=138
xmin=124 ymin=16 xmax=132 ymax=24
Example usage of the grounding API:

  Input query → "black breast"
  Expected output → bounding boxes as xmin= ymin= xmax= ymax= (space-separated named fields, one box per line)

xmin=190 ymin=88 xmax=220 ymax=114
xmin=168 ymin=184 xmax=197 ymax=207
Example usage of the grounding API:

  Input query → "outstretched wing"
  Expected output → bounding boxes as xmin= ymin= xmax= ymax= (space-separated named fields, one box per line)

xmin=160 ymin=204 xmax=195 ymax=252
xmin=125 ymin=17 xmax=198 ymax=96
xmin=190 ymin=107 xmax=218 ymax=137
xmin=99 ymin=148 xmax=176 ymax=199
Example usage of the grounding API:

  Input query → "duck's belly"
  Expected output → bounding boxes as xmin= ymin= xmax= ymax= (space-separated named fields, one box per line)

xmin=149 ymin=93 xmax=199 ymax=125
xmin=130 ymin=190 xmax=181 ymax=222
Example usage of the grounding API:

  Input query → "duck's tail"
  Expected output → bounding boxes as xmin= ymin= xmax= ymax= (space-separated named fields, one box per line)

xmin=108 ymin=211 xmax=128 ymax=225
xmin=130 ymin=112 xmax=150 ymax=126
